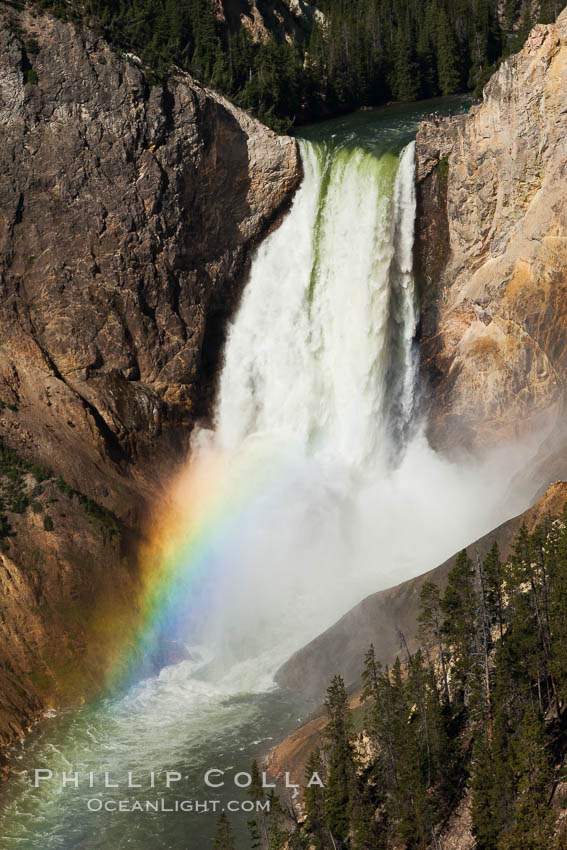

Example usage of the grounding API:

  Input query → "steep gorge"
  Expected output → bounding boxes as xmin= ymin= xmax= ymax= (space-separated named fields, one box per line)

xmin=2 ymin=0 xmax=567 ymax=800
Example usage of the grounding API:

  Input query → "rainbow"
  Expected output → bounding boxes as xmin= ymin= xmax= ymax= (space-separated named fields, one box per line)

xmin=105 ymin=439 xmax=285 ymax=690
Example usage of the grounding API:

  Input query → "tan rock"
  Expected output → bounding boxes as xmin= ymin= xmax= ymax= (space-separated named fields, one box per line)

xmin=415 ymin=9 xmax=567 ymax=452
xmin=215 ymin=0 xmax=321 ymax=44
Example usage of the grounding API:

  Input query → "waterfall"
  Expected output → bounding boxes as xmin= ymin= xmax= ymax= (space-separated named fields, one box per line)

xmin=197 ymin=137 xmax=531 ymax=669
xmin=216 ymin=140 xmax=418 ymax=469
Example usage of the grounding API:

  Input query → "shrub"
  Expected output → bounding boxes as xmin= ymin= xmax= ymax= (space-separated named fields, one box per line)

xmin=30 ymin=463 xmax=51 ymax=482
xmin=0 ymin=514 xmax=11 ymax=537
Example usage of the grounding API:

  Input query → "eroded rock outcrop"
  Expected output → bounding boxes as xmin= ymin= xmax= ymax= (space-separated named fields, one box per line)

xmin=0 ymin=2 xmax=300 ymax=753
xmin=415 ymin=8 xmax=567 ymax=453
xmin=0 ymin=481 xmax=136 ymax=764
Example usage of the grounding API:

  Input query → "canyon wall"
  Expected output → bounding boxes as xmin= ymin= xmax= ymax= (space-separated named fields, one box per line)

xmin=2 ymin=0 xmax=566 ymax=779
xmin=0 ymin=4 xmax=300 ymax=508
xmin=415 ymin=7 xmax=567 ymax=456
xmin=0 ymin=2 xmax=300 ymax=754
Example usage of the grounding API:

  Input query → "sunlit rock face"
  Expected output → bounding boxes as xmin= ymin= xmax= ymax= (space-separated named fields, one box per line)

xmin=415 ymin=8 xmax=567 ymax=453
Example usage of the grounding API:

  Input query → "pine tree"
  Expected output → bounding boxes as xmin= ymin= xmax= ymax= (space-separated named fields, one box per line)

xmin=288 ymin=826 xmax=308 ymax=849
xmin=392 ymin=21 xmax=420 ymax=101
xmin=361 ymin=643 xmax=382 ymax=704
xmin=304 ymin=748 xmax=327 ymax=848
xmin=501 ymin=707 xmax=553 ymax=850
xmin=324 ymin=675 xmax=355 ymax=846
xmin=188 ymin=0 xmax=220 ymax=83
xmin=349 ymin=769 xmax=385 ymax=850
xmin=483 ymin=542 xmax=505 ymax=637
xmin=393 ymin=652 xmax=438 ymax=848
xmin=267 ymin=790 xmax=289 ymax=850
xmin=471 ymin=730 xmax=501 ymax=849
xmin=418 ymin=581 xmax=450 ymax=703
xmin=442 ymin=549 xmax=476 ymax=703
xmin=213 ymin=811 xmax=235 ymax=850
xmin=416 ymin=12 xmax=438 ymax=97
xmin=550 ymin=510 xmax=567 ymax=704
xmin=247 ymin=759 xmax=267 ymax=848
xmin=436 ymin=8 xmax=461 ymax=95
xmin=510 ymin=523 xmax=561 ymax=717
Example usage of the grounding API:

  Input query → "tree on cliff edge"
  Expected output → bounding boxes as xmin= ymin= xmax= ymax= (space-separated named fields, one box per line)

xmin=304 ymin=748 xmax=327 ymax=848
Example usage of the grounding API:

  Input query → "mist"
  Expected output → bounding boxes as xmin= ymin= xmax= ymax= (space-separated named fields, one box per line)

xmin=182 ymin=423 xmax=544 ymax=683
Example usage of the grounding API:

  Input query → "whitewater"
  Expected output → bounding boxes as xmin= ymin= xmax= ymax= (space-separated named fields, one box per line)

xmin=0 ymin=105 xmax=545 ymax=849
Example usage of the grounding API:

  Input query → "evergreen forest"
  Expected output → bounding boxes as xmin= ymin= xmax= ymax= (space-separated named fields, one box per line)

xmin=29 ymin=0 xmax=565 ymax=130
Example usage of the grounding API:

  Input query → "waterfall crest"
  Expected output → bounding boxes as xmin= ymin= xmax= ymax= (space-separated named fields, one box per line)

xmin=216 ymin=140 xmax=418 ymax=469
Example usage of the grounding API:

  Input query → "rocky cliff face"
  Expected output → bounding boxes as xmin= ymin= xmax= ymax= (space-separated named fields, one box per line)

xmin=0 ymin=482 xmax=136 ymax=767
xmin=0 ymin=3 xmax=300 ymax=754
xmin=214 ymin=0 xmax=323 ymax=44
xmin=415 ymin=8 xmax=567 ymax=454
xmin=0 ymin=4 xmax=300 ymax=506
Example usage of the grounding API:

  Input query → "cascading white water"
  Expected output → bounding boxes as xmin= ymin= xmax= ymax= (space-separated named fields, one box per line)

xmin=216 ymin=141 xmax=419 ymax=468
xmin=195 ymin=137 xmax=535 ymax=673
xmin=387 ymin=143 xmax=420 ymax=445
xmin=191 ymin=139 xmax=424 ymax=669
